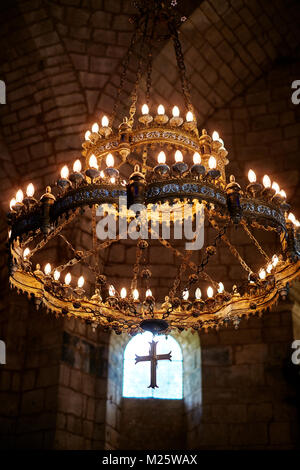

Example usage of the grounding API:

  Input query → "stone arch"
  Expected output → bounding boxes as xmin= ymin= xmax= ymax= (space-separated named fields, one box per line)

xmin=105 ymin=330 xmax=201 ymax=450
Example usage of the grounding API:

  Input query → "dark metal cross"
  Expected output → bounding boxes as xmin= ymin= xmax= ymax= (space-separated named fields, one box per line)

xmin=135 ymin=340 xmax=172 ymax=389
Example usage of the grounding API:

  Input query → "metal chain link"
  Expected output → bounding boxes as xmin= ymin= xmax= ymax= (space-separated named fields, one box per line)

xmin=241 ymin=220 xmax=270 ymax=262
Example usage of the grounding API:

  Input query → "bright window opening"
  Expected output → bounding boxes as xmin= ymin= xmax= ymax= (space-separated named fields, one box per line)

xmin=123 ymin=332 xmax=183 ymax=399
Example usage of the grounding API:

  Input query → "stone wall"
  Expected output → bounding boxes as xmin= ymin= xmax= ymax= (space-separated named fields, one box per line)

xmin=196 ymin=303 xmax=299 ymax=449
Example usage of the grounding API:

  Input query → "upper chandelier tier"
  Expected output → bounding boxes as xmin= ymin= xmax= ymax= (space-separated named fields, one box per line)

xmin=7 ymin=0 xmax=300 ymax=335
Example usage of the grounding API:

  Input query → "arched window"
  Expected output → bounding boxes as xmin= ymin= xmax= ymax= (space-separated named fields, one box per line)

xmin=122 ymin=331 xmax=183 ymax=399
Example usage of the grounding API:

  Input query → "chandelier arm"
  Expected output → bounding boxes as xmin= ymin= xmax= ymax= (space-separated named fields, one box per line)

xmin=240 ymin=220 xmax=270 ymax=262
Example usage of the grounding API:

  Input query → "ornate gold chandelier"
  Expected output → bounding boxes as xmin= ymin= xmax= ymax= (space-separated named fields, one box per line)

xmin=7 ymin=0 xmax=300 ymax=336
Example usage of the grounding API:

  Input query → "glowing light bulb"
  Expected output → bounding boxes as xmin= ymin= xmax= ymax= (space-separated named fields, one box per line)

xmin=10 ymin=198 xmax=16 ymax=210
xmin=109 ymin=285 xmax=116 ymax=296
xmin=182 ymin=290 xmax=189 ymax=301
xmin=92 ymin=122 xmax=99 ymax=133
xmin=110 ymin=177 xmax=115 ymax=184
xmin=133 ymin=288 xmax=139 ymax=301
xmin=85 ymin=130 xmax=91 ymax=141
xmin=212 ymin=131 xmax=220 ymax=141
xmin=53 ymin=270 xmax=60 ymax=281
xmin=157 ymin=151 xmax=166 ymax=164
xmin=272 ymin=181 xmax=280 ymax=194
xmin=218 ymin=282 xmax=224 ymax=294
xmin=23 ymin=248 xmax=30 ymax=260
xmin=65 ymin=273 xmax=71 ymax=285
xmin=248 ymin=169 xmax=256 ymax=183
xmin=60 ymin=165 xmax=69 ymax=179
xmin=100 ymin=170 xmax=105 ymax=178
xmin=157 ymin=104 xmax=165 ymax=115
xmin=120 ymin=287 xmax=127 ymax=299
xmin=186 ymin=111 xmax=193 ymax=122
xmin=146 ymin=289 xmax=152 ymax=297
xmin=295 ymin=220 xmax=300 ymax=227
xmin=16 ymin=189 xmax=24 ymax=203
xmin=193 ymin=152 xmax=201 ymax=164
xmin=279 ymin=189 xmax=286 ymax=198
xmin=44 ymin=263 xmax=51 ymax=275
xmin=26 ymin=183 xmax=34 ymax=198
xmin=73 ymin=159 xmax=82 ymax=173
xmin=175 ymin=150 xmax=183 ymax=163
xmin=101 ymin=115 xmax=109 ymax=127
xmin=272 ymin=254 xmax=279 ymax=267
xmin=259 ymin=268 xmax=266 ymax=280
xmin=263 ymin=175 xmax=271 ymax=188
xmin=89 ymin=154 xmax=98 ymax=169
xmin=266 ymin=263 xmax=273 ymax=274
xmin=208 ymin=156 xmax=216 ymax=169
xmin=77 ymin=276 xmax=85 ymax=288
xmin=288 ymin=212 xmax=296 ymax=224
xmin=106 ymin=153 xmax=114 ymax=168
xmin=207 ymin=286 xmax=213 ymax=298
xmin=195 ymin=288 xmax=202 ymax=300
xmin=172 ymin=106 xmax=180 ymax=117
xmin=142 ymin=104 xmax=149 ymax=115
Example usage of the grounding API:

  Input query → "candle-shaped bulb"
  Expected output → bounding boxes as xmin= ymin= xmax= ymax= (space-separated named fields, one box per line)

xmin=101 ymin=115 xmax=109 ymax=127
xmin=175 ymin=150 xmax=183 ymax=163
xmin=182 ymin=290 xmax=189 ymax=301
xmin=272 ymin=181 xmax=280 ymax=194
xmin=263 ymin=175 xmax=271 ymax=188
xmin=157 ymin=104 xmax=165 ymax=115
xmin=26 ymin=183 xmax=35 ymax=198
xmin=259 ymin=268 xmax=266 ymax=280
xmin=195 ymin=287 xmax=202 ymax=300
xmin=44 ymin=263 xmax=51 ymax=275
xmin=10 ymin=198 xmax=16 ymax=210
xmin=288 ymin=212 xmax=296 ymax=224
xmin=106 ymin=153 xmax=114 ymax=168
xmin=16 ymin=189 xmax=24 ymax=203
xmin=248 ymin=169 xmax=256 ymax=183
xmin=60 ymin=165 xmax=69 ymax=179
xmin=272 ymin=254 xmax=279 ymax=267
xmin=85 ymin=130 xmax=91 ymax=141
xmin=77 ymin=276 xmax=84 ymax=288
xmin=89 ymin=154 xmax=98 ymax=169
xmin=100 ymin=170 xmax=105 ymax=178
xmin=218 ymin=282 xmax=224 ymax=294
xmin=92 ymin=122 xmax=99 ymax=133
xmin=172 ymin=106 xmax=180 ymax=117
xmin=207 ymin=286 xmax=214 ymax=298
xmin=110 ymin=177 xmax=115 ymax=184
xmin=133 ymin=288 xmax=139 ymax=301
xmin=193 ymin=152 xmax=201 ymax=164
xmin=157 ymin=151 xmax=166 ymax=164
xmin=212 ymin=131 xmax=220 ymax=141
xmin=142 ymin=104 xmax=149 ymax=115
xmin=53 ymin=270 xmax=60 ymax=281
xmin=23 ymin=247 xmax=30 ymax=260
xmin=120 ymin=287 xmax=127 ymax=299
xmin=266 ymin=263 xmax=273 ymax=274
xmin=208 ymin=156 xmax=216 ymax=169
xmin=279 ymin=189 xmax=286 ymax=198
xmin=65 ymin=273 xmax=71 ymax=285
xmin=186 ymin=111 xmax=194 ymax=122
xmin=109 ymin=284 xmax=116 ymax=296
xmin=73 ymin=159 xmax=82 ymax=173
xmin=146 ymin=288 xmax=152 ymax=297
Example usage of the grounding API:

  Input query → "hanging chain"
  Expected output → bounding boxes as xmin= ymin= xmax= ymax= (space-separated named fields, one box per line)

xmin=209 ymin=218 xmax=252 ymax=274
xmin=241 ymin=220 xmax=270 ymax=262
xmin=25 ymin=209 xmax=80 ymax=258
xmin=167 ymin=19 xmax=193 ymax=113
